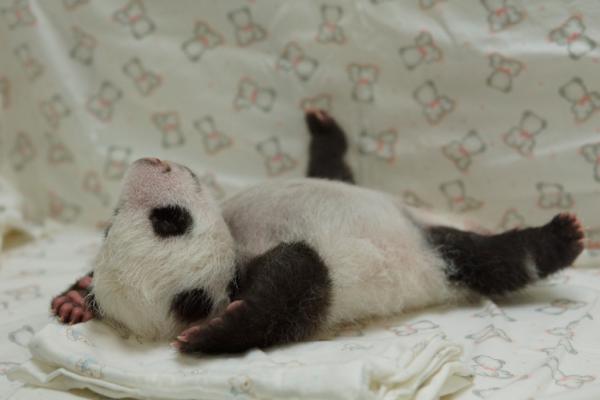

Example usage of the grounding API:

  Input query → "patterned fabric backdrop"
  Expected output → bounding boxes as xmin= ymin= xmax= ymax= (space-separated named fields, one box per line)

xmin=0 ymin=0 xmax=599 ymax=258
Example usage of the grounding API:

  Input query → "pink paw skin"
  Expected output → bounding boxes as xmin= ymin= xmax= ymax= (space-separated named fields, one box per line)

xmin=172 ymin=300 xmax=249 ymax=354
xmin=51 ymin=275 xmax=94 ymax=324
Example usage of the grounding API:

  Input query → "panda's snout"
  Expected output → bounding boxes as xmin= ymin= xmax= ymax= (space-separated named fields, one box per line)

xmin=137 ymin=157 xmax=171 ymax=173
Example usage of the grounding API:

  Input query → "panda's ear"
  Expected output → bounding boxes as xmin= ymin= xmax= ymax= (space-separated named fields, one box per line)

xmin=149 ymin=205 xmax=193 ymax=238
xmin=170 ymin=288 xmax=213 ymax=323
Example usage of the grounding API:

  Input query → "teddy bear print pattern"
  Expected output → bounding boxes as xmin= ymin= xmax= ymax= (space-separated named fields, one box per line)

xmin=0 ymin=0 xmax=599 ymax=260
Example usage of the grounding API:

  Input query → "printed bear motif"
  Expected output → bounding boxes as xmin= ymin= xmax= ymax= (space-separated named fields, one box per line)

xmin=536 ymin=182 xmax=573 ymax=209
xmin=277 ymin=42 xmax=319 ymax=82
xmin=194 ymin=116 xmax=232 ymax=155
xmin=413 ymin=81 xmax=455 ymax=124
xmin=486 ymin=53 xmax=523 ymax=93
xmin=480 ymin=0 xmax=524 ymax=32
xmin=104 ymin=146 xmax=131 ymax=180
xmin=402 ymin=191 xmax=431 ymax=209
xmin=316 ymin=5 xmax=345 ymax=44
xmin=1 ymin=0 xmax=35 ymax=29
xmin=497 ymin=208 xmax=525 ymax=231
xmin=113 ymin=0 xmax=155 ymax=40
xmin=471 ymin=355 xmax=514 ymax=378
xmin=13 ymin=43 xmax=44 ymax=80
xmin=502 ymin=110 xmax=546 ymax=157
xmin=549 ymin=16 xmax=596 ymax=60
xmin=46 ymin=132 xmax=74 ymax=165
xmin=151 ymin=111 xmax=185 ymax=148
xmin=347 ymin=63 xmax=378 ymax=103
xmin=580 ymin=143 xmax=600 ymax=182
xmin=390 ymin=320 xmax=440 ymax=336
xmin=466 ymin=324 xmax=512 ymax=344
xmin=544 ymin=357 xmax=595 ymax=389
xmin=559 ymin=77 xmax=600 ymax=123
xmin=70 ymin=26 xmax=96 ymax=66
xmin=181 ymin=21 xmax=223 ymax=62
xmin=399 ymin=32 xmax=442 ymax=70
xmin=228 ymin=7 xmax=266 ymax=47
xmin=8 ymin=325 xmax=34 ymax=347
xmin=359 ymin=129 xmax=397 ymax=163
xmin=442 ymin=130 xmax=486 ymax=172
xmin=48 ymin=191 xmax=81 ymax=223
xmin=86 ymin=82 xmax=122 ymax=122
xmin=40 ymin=94 xmax=71 ymax=130
xmin=256 ymin=137 xmax=296 ymax=176
xmin=536 ymin=299 xmax=586 ymax=315
xmin=440 ymin=180 xmax=483 ymax=213
xmin=123 ymin=57 xmax=161 ymax=96
xmin=83 ymin=171 xmax=111 ymax=206
xmin=11 ymin=131 xmax=35 ymax=171
xmin=233 ymin=77 xmax=276 ymax=112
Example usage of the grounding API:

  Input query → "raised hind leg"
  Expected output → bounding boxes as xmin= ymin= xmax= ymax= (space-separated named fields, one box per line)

xmin=426 ymin=213 xmax=585 ymax=296
xmin=305 ymin=110 xmax=355 ymax=184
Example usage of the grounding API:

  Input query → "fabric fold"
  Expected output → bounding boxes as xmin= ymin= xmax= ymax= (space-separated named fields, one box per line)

xmin=9 ymin=321 xmax=472 ymax=400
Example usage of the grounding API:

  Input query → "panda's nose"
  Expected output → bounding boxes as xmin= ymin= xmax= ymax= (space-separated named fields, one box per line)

xmin=143 ymin=157 xmax=162 ymax=165
xmin=139 ymin=157 xmax=171 ymax=172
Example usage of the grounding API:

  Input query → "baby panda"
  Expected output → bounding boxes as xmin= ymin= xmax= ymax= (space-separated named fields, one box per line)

xmin=51 ymin=110 xmax=585 ymax=355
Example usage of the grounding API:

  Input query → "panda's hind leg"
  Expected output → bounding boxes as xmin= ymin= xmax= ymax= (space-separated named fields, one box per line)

xmin=174 ymin=242 xmax=331 ymax=355
xmin=305 ymin=110 xmax=355 ymax=184
xmin=426 ymin=213 xmax=585 ymax=296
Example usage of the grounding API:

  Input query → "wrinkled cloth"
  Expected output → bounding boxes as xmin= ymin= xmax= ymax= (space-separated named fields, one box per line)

xmin=9 ymin=322 xmax=470 ymax=400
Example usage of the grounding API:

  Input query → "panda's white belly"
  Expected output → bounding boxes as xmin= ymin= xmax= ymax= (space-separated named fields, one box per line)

xmin=222 ymin=178 xmax=458 ymax=327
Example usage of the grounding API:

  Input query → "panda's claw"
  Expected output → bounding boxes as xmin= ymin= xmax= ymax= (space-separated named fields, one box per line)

xmin=175 ymin=300 xmax=253 ymax=355
xmin=51 ymin=273 xmax=95 ymax=325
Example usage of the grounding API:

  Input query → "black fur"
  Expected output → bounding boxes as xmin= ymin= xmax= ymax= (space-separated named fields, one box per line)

xmin=178 ymin=242 xmax=331 ymax=354
xmin=171 ymin=288 xmax=213 ymax=324
xmin=305 ymin=111 xmax=355 ymax=184
xmin=426 ymin=214 xmax=584 ymax=296
xmin=149 ymin=205 xmax=193 ymax=238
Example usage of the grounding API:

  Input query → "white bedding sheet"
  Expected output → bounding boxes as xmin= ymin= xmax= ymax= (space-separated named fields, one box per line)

xmin=1 ymin=227 xmax=600 ymax=400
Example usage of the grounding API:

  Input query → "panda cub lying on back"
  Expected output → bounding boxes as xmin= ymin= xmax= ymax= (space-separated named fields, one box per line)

xmin=51 ymin=111 xmax=585 ymax=355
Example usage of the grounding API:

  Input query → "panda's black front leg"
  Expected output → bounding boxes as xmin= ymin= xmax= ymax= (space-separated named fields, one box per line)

xmin=173 ymin=242 xmax=332 ymax=355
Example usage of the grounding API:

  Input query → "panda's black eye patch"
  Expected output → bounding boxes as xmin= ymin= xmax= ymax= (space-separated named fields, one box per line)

xmin=149 ymin=205 xmax=193 ymax=238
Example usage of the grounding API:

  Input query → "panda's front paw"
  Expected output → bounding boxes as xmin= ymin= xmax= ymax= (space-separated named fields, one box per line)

xmin=173 ymin=300 xmax=251 ymax=355
xmin=51 ymin=275 xmax=95 ymax=324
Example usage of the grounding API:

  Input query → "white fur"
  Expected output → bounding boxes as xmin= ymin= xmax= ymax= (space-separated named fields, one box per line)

xmin=222 ymin=178 xmax=463 ymax=328
xmin=92 ymin=160 xmax=236 ymax=340
xmin=92 ymin=159 xmax=464 ymax=340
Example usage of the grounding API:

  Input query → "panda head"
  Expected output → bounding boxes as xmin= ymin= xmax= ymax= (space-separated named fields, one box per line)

xmin=92 ymin=158 xmax=236 ymax=339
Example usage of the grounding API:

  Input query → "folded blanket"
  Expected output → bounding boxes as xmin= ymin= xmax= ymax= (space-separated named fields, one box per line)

xmin=9 ymin=319 xmax=472 ymax=400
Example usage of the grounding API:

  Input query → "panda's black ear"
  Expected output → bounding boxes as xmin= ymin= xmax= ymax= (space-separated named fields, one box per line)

xmin=149 ymin=205 xmax=193 ymax=238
